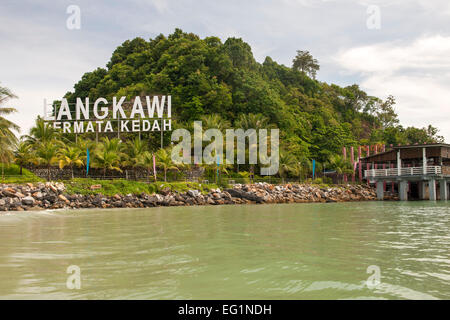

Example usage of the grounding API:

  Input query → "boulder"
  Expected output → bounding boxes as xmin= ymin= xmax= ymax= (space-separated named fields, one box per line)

xmin=22 ymin=196 xmax=35 ymax=206
xmin=2 ymin=187 xmax=16 ymax=197
xmin=32 ymin=191 xmax=44 ymax=200
xmin=225 ymin=188 xmax=264 ymax=203
xmin=58 ymin=194 xmax=68 ymax=202
xmin=187 ymin=189 xmax=200 ymax=197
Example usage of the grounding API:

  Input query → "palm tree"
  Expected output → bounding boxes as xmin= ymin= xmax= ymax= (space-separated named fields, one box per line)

xmin=24 ymin=116 xmax=57 ymax=145
xmin=74 ymin=136 xmax=96 ymax=167
xmin=217 ymin=161 xmax=232 ymax=183
xmin=291 ymin=157 xmax=312 ymax=182
xmin=234 ymin=113 xmax=276 ymax=175
xmin=140 ymin=151 xmax=155 ymax=182
xmin=278 ymin=152 xmax=297 ymax=182
xmin=101 ymin=136 xmax=123 ymax=153
xmin=58 ymin=145 xmax=84 ymax=179
xmin=36 ymin=141 xmax=60 ymax=181
xmin=0 ymin=85 xmax=19 ymax=175
xmin=92 ymin=137 xmax=125 ymax=178
xmin=234 ymin=113 xmax=275 ymax=132
xmin=156 ymin=148 xmax=178 ymax=182
xmin=122 ymin=137 xmax=147 ymax=178
xmin=14 ymin=140 xmax=34 ymax=175
xmin=328 ymin=154 xmax=353 ymax=183
xmin=0 ymin=138 xmax=14 ymax=179
xmin=0 ymin=85 xmax=19 ymax=145
xmin=201 ymin=114 xmax=231 ymax=132
xmin=93 ymin=145 xmax=123 ymax=178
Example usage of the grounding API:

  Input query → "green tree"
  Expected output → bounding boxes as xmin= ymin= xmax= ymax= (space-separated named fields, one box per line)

xmin=0 ymin=138 xmax=14 ymax=179
xmin=292 ymin=50 xmax=320 ymax=79
xmin=122 ymin=137 xmax=147 ymax=178
xmin=0 ymin=84 xmax=19 ymax=148
xmin=36 ymin=141 xmax=60 ymax=181
xmin=140 ymin=151 xmax=155 ymax=182
xmin=328 ymin=154 xmax=353 ymax=183
xmin=156 ymin=148 xmax=178 ymax=182
xmin=93 ymin=142 xmax=123 ymax=178
xmin=278 ymin=152 xmax=297 ymax=182
xmin=14 ymin=140 xmax=34 ymax=175
xmin=201 ymin=114 xmax=231 ymax=131
xmin=24 ymin=117 xmax=57 ymax=145
xmin=291 ymin=157 xmax=312 ymax=181
xmin=58 ymin=145 xmax=84 ymax=179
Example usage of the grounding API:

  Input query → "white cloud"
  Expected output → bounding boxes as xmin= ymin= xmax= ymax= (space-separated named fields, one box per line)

xmin=336 ymin=35 xmax=450 ymax=141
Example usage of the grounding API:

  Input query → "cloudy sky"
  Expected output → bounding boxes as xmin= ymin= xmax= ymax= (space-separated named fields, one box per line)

xmin=1 ymin=0 xmax=450 ymax=140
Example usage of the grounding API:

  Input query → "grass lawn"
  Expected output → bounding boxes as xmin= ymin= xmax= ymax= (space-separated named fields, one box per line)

xmin=0 ymin=164 xmax=44 ymax=184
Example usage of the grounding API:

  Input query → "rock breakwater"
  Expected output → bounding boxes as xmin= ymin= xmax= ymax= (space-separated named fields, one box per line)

xmin=0 ymin=182 xmax=378 ymax=212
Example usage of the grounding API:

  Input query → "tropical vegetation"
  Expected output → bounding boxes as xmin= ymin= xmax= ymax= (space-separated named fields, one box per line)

xmin=0 ymin=29 xmax=445 ymax=184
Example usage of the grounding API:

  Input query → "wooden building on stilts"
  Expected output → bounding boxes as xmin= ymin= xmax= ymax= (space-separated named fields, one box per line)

xmin=361 ymin=143 xmax=450 ymax=201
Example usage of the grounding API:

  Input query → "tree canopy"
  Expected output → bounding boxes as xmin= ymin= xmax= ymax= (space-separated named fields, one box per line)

xmin=63 ymin=29 xmax=444 ymax=163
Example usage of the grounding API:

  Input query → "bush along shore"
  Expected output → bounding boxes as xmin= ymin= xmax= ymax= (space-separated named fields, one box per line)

xmin=0 ymin=182 xmax=379 ymax=212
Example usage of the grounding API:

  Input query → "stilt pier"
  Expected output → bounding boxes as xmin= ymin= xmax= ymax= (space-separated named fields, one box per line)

xmin=362 ymin=144 xmax=450 ymax=201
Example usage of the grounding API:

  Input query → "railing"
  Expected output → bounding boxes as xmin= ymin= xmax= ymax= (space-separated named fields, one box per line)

xmin=364 ymin=166 xmax=442 ymax=178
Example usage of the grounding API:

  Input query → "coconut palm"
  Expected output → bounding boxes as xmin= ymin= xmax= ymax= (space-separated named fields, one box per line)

xmin=216 ymin=161 xmax=233 ymax=183
xmin=234 ymin=113 xmax=276 ymax=175
xmin=0 ymin=138 xmax=14 ymax=179
xmin=100 ymin=136 xmax=124 ymax=154
xmin=328 ymin=154 xmax=353 ymax=183
xmin=156 ymin=148 xmax=178 ymax=182
xmin=58 ymin=145 xmax=84 ymax=179
xmin=291 ymin=157 xmax=312 ymax=181
xmin=24 ymin=116 xmax=57 ymax=145
xmin=122 ymin=137 xmax=147 ymax=178
xmin=278 ymin=152 xmax=297 ymax=182
xmin=0 ymin=85 xmax=19 ymax=145
xmin=36 ymin=141 xmax=60 ymax=181
xmin=74 ymin=137 xmax=96 ymax=166
xmin=234 ymin=113 xmax=276 ymax=131
xmin=93 ymin=144 xmax=123 ymax=178
xmin=14 ymin=140 xmax=34 ymax=175
xmin=201 ymin=114 xmax=231 ymax=132
xmin=140 ymin=151 xmax=155 ymax=182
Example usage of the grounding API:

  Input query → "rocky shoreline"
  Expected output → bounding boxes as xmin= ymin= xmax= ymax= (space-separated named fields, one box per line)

xmin=0 ymin=182 xmax=380 ymax=212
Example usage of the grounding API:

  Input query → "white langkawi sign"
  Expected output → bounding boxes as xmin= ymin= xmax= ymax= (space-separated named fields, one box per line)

xmin=44 ymin=96 xmax=172 ymax=133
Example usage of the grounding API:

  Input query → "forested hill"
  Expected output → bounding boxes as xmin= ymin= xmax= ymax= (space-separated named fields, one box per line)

xmin=64 ymin=28 xmax=443 ymax=162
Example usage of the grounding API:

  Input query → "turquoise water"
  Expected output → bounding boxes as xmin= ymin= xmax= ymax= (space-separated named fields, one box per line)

xmin=0 ymin=201 xmax=449 ymax=299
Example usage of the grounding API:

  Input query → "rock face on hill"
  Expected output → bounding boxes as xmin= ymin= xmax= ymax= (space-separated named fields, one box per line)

xmin=0 ymin=182 xmax=378 ymax=212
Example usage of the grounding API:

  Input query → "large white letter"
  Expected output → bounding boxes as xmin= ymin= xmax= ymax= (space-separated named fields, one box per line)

xmin=76 ymin=97 xmax=89 ymax=120
xmin=130 ymin=96 xmax=146 ymax=119
xmin=146 ymin=96 xmax=166 ymax=118
xmin=93 ymin=98 xmax=108 ymax=119
xmin=57 ymin=99 xmax=72 ymax=120
xmin=113 ymin=96 xmax=127 ymax=119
